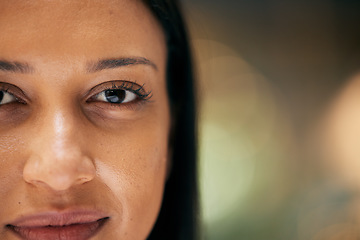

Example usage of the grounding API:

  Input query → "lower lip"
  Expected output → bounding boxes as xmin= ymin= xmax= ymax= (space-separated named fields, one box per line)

xmin=8 ymin=217 xmax=108 ymax=240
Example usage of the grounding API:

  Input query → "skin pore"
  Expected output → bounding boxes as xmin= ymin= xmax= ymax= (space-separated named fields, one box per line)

xmin=0 ymin=0 xmax=169 ymax=239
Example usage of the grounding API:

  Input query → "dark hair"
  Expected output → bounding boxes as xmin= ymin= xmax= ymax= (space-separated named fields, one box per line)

xmin=142 ymin=1 xmax=198 ymax=239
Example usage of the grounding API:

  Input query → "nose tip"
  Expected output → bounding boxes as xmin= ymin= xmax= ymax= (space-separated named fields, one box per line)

xmin=23 ymin=109 xmax=96 ymax=191
xmin=22 ymin=109 xmax=96 ymax=192
xmin=23 ymin=153 xmax=96 ymax=191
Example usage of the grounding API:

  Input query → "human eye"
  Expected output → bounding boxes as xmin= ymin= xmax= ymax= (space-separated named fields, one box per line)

xmin=94 ymin=88 xmax=137 ymax=104
xmin=87 ymin=80 xmax=152 ymax=107
xmin=0 ymin=83 xmax=28 ymax=124
xmin=0 ymin=83 xmax=26 ymax=106
xmin=0 ymin=90 xmax=17 ymax=105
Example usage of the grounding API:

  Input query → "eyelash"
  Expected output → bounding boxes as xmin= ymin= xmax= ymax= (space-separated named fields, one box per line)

xmin=86 ymin=80 xmax=153 ymax=107
xmin=104 ymin=81 xmax=152 ymax=100
xmin=0 ymin=80 xmax=153 ymax=108
xmin=0 ymin=86 xmax=26 ymax=105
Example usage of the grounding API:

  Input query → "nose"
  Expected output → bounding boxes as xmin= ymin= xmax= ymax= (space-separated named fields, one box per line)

xmin=23 ymin=110 xmax=96 ymax=192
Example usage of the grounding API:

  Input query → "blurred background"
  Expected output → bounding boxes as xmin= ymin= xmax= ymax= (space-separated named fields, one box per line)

xmin=181 ymin=0 xmax=360 ymax=239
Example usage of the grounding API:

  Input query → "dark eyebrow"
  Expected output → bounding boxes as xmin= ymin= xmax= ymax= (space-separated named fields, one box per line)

xmin=0 ymin=60 xmax=33 ymax=74
xmin=87 ymin=57 xmax=158 ymax=72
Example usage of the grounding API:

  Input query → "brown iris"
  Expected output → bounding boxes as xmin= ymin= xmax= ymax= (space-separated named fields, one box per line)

xmin=105 ymin=89 xmax=126 ymax=103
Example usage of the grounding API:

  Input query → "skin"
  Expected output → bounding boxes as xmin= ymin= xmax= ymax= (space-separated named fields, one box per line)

xmin=0 ymin=0 xmax=169 ymax=239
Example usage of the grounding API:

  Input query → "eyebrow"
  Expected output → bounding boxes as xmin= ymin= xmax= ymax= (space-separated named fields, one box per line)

xmin=0 ymin=60 xmax=33 ymax=74
xmin=87 ymin=57 xmax=158 ymax=72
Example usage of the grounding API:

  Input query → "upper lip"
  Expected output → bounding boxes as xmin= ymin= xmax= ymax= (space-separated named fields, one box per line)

xmin=8 ymin=210 xmax=109 ymax=227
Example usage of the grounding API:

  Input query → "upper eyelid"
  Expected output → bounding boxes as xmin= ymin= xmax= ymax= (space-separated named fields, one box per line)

xmin=0 ymin=82 xmax=29 ymax=103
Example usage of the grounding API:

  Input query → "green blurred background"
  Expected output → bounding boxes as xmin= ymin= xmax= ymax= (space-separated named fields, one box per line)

xmin=182 ymin=1 xmax=360 ymax=239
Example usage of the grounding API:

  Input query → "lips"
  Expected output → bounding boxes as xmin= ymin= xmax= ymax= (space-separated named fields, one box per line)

xmin=6 ymin=211 xmax=109 ymax=240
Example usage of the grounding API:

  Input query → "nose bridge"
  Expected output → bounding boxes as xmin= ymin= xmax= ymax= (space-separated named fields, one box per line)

xmin=23 ymin=105 xmax=96 ymax=191
xmin=51 ymin=109 xmax=78 ymax=158
xmin=38 ymin=106 xmax=81 ymax=161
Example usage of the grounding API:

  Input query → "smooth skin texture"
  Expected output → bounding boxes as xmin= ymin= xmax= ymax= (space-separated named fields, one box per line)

xmin=0 ymin=0 xmax=169 ymax=239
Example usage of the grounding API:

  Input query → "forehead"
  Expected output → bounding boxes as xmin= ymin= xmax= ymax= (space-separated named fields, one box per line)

xmin=0 ymin=0 xmax=165 ymax=62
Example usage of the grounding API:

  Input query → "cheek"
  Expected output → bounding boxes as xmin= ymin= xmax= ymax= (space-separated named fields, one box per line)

xmin=0 ymin=134 xmax=23 ymax=193
xmin=91 ymin=110 xmax=170 ymax=238
xmin=0 ymin=132 xmax=32 ymax=224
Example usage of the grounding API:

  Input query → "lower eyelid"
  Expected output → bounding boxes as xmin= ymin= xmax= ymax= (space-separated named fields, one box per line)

xmin=86 ymin=100 xmax=148 ymax=115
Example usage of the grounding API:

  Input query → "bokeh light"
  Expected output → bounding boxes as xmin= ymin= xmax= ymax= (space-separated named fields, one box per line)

xmin=183 ymin=0 xmax=360 ymax=239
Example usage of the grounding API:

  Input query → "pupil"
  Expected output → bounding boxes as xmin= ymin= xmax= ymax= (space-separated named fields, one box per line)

xmin=105 ymin=89 xmax=126 ymax=103
xmin=0 ymin=91 xmax=3 ymax=102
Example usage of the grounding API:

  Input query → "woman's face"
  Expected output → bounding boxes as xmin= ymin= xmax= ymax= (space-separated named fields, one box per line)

xmin=0 ymin=0 xmax=169 ymax=239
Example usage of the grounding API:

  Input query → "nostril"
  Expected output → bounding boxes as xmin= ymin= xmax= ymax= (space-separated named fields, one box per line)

xmin=24 ymin=179 xmax=48 ymax=188
xmin=23 ymin=110 xmax=96 ymax=192
xmin=76 ymin=177 xmax=92 ymax=185
xmin=23 ymin=153 xmax=96 ymax=192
